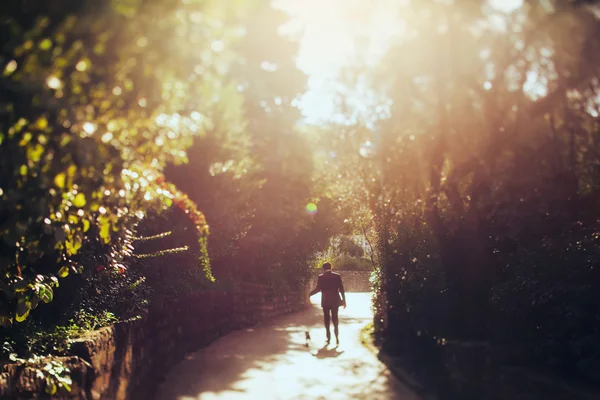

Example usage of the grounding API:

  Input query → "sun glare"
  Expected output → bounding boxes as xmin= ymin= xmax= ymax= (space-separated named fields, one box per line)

xmin=278 ymin=0 xmax=401 ymax=124
xmin=281 ymin=0 xmax=527 ymax=125
xmin=284 ymin=0 xmax=551 ymax=127
xmin=489 ymin=0 xmax=524 ymax=13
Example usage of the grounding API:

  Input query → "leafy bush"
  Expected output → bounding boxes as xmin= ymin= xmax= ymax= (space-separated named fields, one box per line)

xmin=0 ymin=0 xmax=247 ymax=324
xmin=330 ymin=253 xmax=373 ymax=271
xmin=322 ymin=0 xmax=600 ymax=384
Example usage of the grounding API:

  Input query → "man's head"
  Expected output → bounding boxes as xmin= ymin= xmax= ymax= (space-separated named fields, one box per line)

xmin=322 ymin=262 xmax=332 ymax=271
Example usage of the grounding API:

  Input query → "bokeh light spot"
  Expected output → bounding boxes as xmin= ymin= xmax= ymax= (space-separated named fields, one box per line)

xmin=306 ymin=202 xmax=317 ymax=215
xmin=359 ymin=140 xmax=376 ymax=158
xmin=46 ymin=75 xmax=62 ymax=89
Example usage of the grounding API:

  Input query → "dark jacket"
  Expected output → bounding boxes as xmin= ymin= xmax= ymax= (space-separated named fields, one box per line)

xmin=310 ymin=271 xmax=345 ymax=308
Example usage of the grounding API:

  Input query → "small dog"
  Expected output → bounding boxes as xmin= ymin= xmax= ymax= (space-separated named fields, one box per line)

xmin=305 ymin=331 xmax=311 ymax=347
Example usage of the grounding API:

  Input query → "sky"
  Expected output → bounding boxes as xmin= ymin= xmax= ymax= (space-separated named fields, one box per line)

xmin=277 ymin=0 xmax=525 ymax=125
xmin=278 ymin=0 xmax=402 ymax=124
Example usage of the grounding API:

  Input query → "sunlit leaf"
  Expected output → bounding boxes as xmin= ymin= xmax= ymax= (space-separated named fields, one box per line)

xmin=3 ymin=60 xmax=17 ymax=76
xmin=58 ymin=266 xmax=69 ymax=278
xmin=14 ymin=280 xmax=29 ymax=292
xmin=19 ymin=133 xmax=32 ymax=146
xmin=65 ymin=236 xmax=82 ymax=256
xmin=39 ymin=38 xmax=53 ymax=50
xmin=99 ymin=217 xmax=111 ymax=244
xmin=54 ymin=173 xmax=66 ymax=188
xmin=39 ymin=286 xmax=53 ymax=303
xmin=15 ymin=301 xmax=30 ymax=323
xmin=35 ymin=117 xmax=48 ymax=130
xmin=15 ymin=310 xmax=30 ymax=323
xmin=28 ymin=143 xmax=44 ymax=162
xmin=45 ymin=379 xmax=57 ymax=395
xmin=74 ymin=193 xmax=86 ymax=208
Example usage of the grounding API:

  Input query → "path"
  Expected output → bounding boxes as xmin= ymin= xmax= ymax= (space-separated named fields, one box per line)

xmin=156 ymin=293 xmax=423 ymax=400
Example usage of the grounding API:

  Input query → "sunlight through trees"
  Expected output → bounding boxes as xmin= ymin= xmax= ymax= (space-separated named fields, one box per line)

xmin=2 ymin=0 xmax=600 ymax=393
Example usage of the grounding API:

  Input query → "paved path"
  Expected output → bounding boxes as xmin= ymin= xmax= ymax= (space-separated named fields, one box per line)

xmin=156 ymin=293 xmax=423 ymax=400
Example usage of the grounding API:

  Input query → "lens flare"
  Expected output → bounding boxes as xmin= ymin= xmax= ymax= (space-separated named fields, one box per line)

xmin=359 ymin=140 xmax=376 ymax=158
xmin=305 ymin=202 xmax=317 ymax=215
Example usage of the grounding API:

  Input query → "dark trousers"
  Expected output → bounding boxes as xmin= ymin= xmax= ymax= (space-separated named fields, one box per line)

xmin=323 ymin=306 xmax=339 ymax=339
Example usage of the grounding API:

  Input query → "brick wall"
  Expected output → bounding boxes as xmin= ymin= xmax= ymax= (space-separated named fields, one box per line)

xmin=0 ymin=283 xmax=308 ymax=399
xmin=309 ymin=269 xmax=372 ymax=293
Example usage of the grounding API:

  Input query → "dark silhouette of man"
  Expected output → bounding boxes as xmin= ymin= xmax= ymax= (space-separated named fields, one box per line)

xmin=309 ymin=262 xmax=346 ymax=345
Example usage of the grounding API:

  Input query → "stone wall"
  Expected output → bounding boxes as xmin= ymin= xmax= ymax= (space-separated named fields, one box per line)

xmin=309 ymin=269 xmax=372 ymax=293
xmin=0 ymin=283 xmax=308 ymax=399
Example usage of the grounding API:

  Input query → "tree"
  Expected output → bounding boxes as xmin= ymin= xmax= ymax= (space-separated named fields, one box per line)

xmin=327 ymin=0 xmax=600 ymax=379
xmin=167 ymin=1 xmax=344 ymax=287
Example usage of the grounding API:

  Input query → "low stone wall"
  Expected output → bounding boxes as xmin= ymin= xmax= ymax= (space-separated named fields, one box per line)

xmin=0 ymin=283 xmax=308 ymax=399
xmin=310 ymin=269 xmax=372 ymax=292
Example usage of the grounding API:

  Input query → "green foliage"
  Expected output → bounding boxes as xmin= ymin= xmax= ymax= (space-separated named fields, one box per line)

xmin=4 ymin=0 xmax=600 ymax=388
xmin=331 ymin=253 xmax=373 ymax=271
xmin=2 ymin=308 xmax=120 ymax=360
xmin=39 ymin=359 xmax=73 ymax=396
xmin=336 ymin=236 xmax=365 ymax=258
xmin=325 ymin=0 xmax=600 ymax=382
xmin=2 ymin=349 xmax=74 ymax=396
xmin=312 ymin=235 xmax=373 ymax=271
xmin=133 ymin=204 xmax=214 ymax=298
xmin=0 ymin=0 xmax=250 ymax=323
xmin=167 ymin=1 xmax=344 ymax=289
xmin=1 ymin=309 xmax=115 ymax=395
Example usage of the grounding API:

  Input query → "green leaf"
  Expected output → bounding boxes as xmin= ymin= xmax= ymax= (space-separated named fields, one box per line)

xmin=19 ymin=133 xmax=32 ymax=146
xmin=74 ymin=192 xmax=86 ymax=207
xmin=58 ymin=266 xmax=69 ymax=278
xmin=65 ymin=236 xmax=82 ymax=255
xmin=39 ymin=38 xmax=53 ymax=50
xmin=58 ymin=375 xmax=72 ymax=386
xmin=99 ymin=217 xmax=111 ymax=244
xmin=39 ymin=285 xmax=53 ymax=303
xmin=54 ymin=173 xmax=66 ymax=188
xmin=34 ymin=117 xmax=48 ymax=130
xmin=28 ymin=143 xmax=45 ymax=163
xmin=15 ymin=301 xmax=30 ymax=323
xmin=45 ymin=378 xmax=57 ymax=395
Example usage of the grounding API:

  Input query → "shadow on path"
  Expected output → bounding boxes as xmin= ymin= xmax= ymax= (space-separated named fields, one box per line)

xmin=313 ymin=345 xmax=345 ymax=359
xmin=155 ymin=293 xmax=423 ymax=400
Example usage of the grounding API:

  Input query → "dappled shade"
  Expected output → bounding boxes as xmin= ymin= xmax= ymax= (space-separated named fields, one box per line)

xmin=2 ymin=0 xmax=600 ymax=397
xmin=156 ymin=294 xmax=421 ymax=400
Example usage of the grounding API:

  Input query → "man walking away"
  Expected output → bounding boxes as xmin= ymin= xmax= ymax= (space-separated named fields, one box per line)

xmin=309 ymin=262 xmax=346 ymax=345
